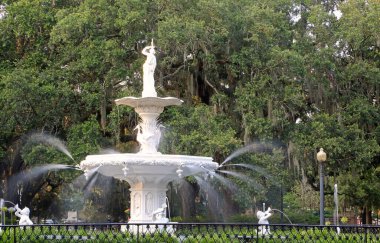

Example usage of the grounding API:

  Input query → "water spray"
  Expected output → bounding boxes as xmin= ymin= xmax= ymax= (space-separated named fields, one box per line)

xmin=83 ymin=166 xmax=100 ymax=181
xmin=29 ymin=133 xmax=74 ymax=160
xmin=165 ymin=197 xmax=171 ymax=221
xmin=334 ymin=184 xmax=340 ymax=234
xmin=220 ymin=142 xmax=280 ymax=167
xmin=270 ymin=208 xmax=293 ymax=224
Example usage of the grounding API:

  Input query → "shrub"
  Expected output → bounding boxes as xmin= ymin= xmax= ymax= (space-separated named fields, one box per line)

xmin=341 ymin=216 xmax=349 ymax=224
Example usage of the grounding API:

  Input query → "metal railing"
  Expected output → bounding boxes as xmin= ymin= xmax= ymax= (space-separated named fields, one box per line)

xmin=1 ymin=223 xmax=379 ymax=242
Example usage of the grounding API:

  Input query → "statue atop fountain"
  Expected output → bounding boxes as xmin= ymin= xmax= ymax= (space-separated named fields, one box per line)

xmin=141 ymin=40 xmax=157 ymax=98
xmin=257 ymin=207 xmax=272 ymax=235
xmin=114 ymin=39 xmax=183 ymax=155
xmin=14 ymin=204 xmax=33 ymax=226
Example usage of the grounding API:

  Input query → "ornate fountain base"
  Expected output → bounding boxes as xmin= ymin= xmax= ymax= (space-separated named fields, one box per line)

xmin=80 ymin=153 xmax=218 ymax=223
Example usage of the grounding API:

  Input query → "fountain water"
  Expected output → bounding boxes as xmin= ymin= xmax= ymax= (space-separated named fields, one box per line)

xmin=220 ymin=141 xmax=280 ymax=167
xmin=270 ymin=208 xmax=292 ymax=224
xmin=0 ymin=199 xmax=14 ymax=227
xmin=29 ymin=133 xmax=74 ymax=160
xmin=334 ymin=184 xmax=341 ymax=234
xmin=79 ymin=41 xmax=218 ymax=224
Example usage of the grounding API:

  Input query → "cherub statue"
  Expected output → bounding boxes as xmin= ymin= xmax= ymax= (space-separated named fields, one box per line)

xmin=14 ymin=204 xmax=33 ymax=226
xmin=152 ymin=203 xmax=169 ymax=223
xmin=257 ymin=207 xmax=272 ymax=235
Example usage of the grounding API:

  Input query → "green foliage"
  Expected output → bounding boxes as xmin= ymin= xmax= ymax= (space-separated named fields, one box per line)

xmin=0 ymin=0 xmax=379 ymax=222
xmin=161 ymin=105 xmax=241 ymax=159
xmin=283 ymin=181 xmax=319 ymax=211
xmin=67 ymin=117 xmax=102 ymax=161
xmin=341 ymin=216 xmax=349 ymax=224
xmin=228 ymin=214 xmax=257 ymax=223
xmin=81 ymin=199 xmax=107 ymax=222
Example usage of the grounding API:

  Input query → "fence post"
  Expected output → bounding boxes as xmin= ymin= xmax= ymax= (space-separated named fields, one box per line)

xmin=364 ymin=226 xmax=367 ymax=243
xmin=13 ymin=226 xmax=17 ymax=243
xmin=256 ymin=225 xmax=259 ymax=243
xmin=137 ymin=224 xmax=139 ymax=243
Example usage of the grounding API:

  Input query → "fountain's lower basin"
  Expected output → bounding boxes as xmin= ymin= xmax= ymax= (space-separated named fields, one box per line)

xmin=80 ymin=153 xmax=218 ymax=223
xmin=80 ymin=153 xmax=218 ymax=182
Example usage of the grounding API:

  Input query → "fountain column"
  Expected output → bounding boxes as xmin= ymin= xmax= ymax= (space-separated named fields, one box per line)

xmin=134 ymin=105 xmax=164 ymax=154
xmin=116 ymin=97 xmax=182 ymax=154
xmin=128 ymin=182 xmax=167 ymax=222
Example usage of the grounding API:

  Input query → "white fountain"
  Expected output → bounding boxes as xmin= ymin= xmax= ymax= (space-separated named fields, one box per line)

xmin=80 ymin=40 xmax=218 ymax=224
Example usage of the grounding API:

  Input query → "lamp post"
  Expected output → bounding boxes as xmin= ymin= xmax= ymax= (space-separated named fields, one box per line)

xmin=317 ymin=148 xmax=327 ymax=225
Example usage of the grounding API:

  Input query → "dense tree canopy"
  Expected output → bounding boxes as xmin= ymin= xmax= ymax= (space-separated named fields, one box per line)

xmin=0 ymin=0 xmax=379 ymax=223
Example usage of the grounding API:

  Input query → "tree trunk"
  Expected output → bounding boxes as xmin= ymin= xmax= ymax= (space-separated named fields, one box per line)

xmin=100 ymin=86 xmax=107 ymax=131
xmin=361 ymin=206 xmax=373 ymax=225
xmin=242 ymin=114 xmax=251 ymax=145
xmin=268 ymin=99 xmax=273 ymax=122
xmin=366 ymin=207 xmax=372 ymax=225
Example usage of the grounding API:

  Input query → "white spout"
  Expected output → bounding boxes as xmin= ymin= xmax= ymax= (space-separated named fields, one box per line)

xmin=176 ymin=168 xmax=183 ymax=178
xmin=84 ymin=169 xmax=89 ymax=180
xmin=122 ymin=166 xmax=129 ymax=177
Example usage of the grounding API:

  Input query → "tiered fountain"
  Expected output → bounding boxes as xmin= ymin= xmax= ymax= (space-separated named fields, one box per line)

xmin=79 ymin=41 xmax=218 ymax=224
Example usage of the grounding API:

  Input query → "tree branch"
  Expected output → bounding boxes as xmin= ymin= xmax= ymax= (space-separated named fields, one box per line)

xmin=162 ymin=65 xmax=185 ymax=80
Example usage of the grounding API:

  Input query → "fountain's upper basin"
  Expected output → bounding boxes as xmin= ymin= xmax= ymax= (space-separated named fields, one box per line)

xmin=115 ymin=96 xmax=183 ymax=108
xmin=80 ymin=153 xmax=218 ymax=183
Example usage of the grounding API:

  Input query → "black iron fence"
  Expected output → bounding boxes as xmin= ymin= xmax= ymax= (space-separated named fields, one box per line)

xmin=1 ymin=223 xmax=380 ymax=242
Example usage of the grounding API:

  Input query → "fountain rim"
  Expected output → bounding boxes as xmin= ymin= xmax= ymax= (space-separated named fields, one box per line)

xmin=115 ymin=96 xmax=183 ymax=107
xmin=80 ymin=153 xmax=219 ymax=170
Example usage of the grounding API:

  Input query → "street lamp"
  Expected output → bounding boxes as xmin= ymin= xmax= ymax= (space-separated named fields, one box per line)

xmin=317 ymin=148 xmax=327 ymax=225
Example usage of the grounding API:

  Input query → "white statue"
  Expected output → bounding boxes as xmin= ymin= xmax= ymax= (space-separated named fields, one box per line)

xmin=152 ymin=203 xmax=169 ymax=223
xmin=141 ymin=40 xmax=157 ymax=97
xmin=14 ymin=204 xmax=33 ymax=226
xmin=153 ymin=124 xmax=165 ymax=151
xmin=134 ymin=124 xmax=155 ymax=153
xmin=257 ymin=207 xmax=272 ymax=235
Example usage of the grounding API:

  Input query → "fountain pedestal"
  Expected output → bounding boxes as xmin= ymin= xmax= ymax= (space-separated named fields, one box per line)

xmin=128 ymin=182 xmax=166 ymax=223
